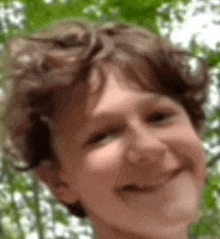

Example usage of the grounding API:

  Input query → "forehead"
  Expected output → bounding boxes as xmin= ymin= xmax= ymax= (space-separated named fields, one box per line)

xmin=87 ymin=61 xmax=162 ymax=106
xmin=53 ymin=61 xmax=170 ymax=132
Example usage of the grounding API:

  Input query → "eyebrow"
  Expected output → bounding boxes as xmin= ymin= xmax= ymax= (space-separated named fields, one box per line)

xmin=89 ymin=93 xmax=166 ymax=124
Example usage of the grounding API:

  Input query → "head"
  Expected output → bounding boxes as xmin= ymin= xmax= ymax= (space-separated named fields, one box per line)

xmin=1 ymin=19 xmax=210 ymax=238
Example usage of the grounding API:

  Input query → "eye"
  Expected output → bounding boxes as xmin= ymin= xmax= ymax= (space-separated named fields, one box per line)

xmin=148 ymin=112 xmax=174 ymax=125
xmin=89 ymin=133 xmax=108 ymax=144
xmin=87 ymin=130 xmax=119 ymax=146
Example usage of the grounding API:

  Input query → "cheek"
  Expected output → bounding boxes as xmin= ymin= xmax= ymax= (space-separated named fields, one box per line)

xmin=162 ymin=125 xmax=207 ymax=187
xmin=82 ymin=143 xmax=124 ymax=183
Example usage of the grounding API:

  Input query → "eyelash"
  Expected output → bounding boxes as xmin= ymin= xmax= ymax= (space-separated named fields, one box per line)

xmin=87 ymin=111 xmax=174 ymax=146
xmin=148 ymin=112 xmax=173 ymax=124
xmin=87 ymin=129 xmax=119 ymax=145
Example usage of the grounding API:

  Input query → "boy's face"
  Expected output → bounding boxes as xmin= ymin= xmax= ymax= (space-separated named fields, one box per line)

xmin=52 ymin=64 xmax=207 ymax=239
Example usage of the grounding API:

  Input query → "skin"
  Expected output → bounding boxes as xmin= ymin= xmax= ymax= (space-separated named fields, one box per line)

xmin=38 ymin=62 xmax=207 ymax=239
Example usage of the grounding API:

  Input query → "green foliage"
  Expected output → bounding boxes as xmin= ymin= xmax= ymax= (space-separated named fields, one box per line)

xmin=54 ymin=208 xmax=69 ymax=226
xmin=0 ymin=0 xmax=193 ymax=40
xmin=25 ymin=0 xmax=92 ymax=33
xmin=204 ymin=176 xmax=220 ymax=209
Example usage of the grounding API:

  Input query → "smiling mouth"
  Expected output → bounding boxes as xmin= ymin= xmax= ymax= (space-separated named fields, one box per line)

xmin=122 ymin=184 xmax=164 ymax=193
xmin=118 ymin=168 xmax=184 ymax=194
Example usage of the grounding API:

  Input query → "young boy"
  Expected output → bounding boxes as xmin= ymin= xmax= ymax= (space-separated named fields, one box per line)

xmin=1 ymin=19 xmax=210 ymax=239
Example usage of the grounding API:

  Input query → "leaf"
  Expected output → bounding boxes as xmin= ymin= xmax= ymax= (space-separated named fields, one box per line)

xmin=204 ymin=183 xmax=218 ymax=209
xmin=13 ymin=175 xmax=30 ymax=194
xmin=54 ymin=208 xmax=69 ymax=225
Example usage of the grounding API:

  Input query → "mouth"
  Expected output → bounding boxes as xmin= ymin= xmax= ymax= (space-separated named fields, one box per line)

xmin=117 ymin=168 xmax=184 ymax=194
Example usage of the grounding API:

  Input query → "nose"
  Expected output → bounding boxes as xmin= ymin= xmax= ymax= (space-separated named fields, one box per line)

xmin=125 ymin=119 xmax=167 ymax=166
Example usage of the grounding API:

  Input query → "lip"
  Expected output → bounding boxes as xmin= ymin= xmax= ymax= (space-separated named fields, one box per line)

xmin=116 ymin=168 xmax=184 ymax=194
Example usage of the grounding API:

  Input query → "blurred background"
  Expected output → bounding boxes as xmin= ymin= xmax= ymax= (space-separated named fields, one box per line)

xmin=0 ymin=0 xmax=220 ymax=238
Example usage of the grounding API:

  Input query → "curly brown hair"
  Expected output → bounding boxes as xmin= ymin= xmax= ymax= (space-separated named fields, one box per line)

xmin=0 ymin=19 xmax=210 ymax=219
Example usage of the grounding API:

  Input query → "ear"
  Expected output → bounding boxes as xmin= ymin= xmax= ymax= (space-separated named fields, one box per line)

xmin=36 ymin=162 xmax=79 ymax=205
